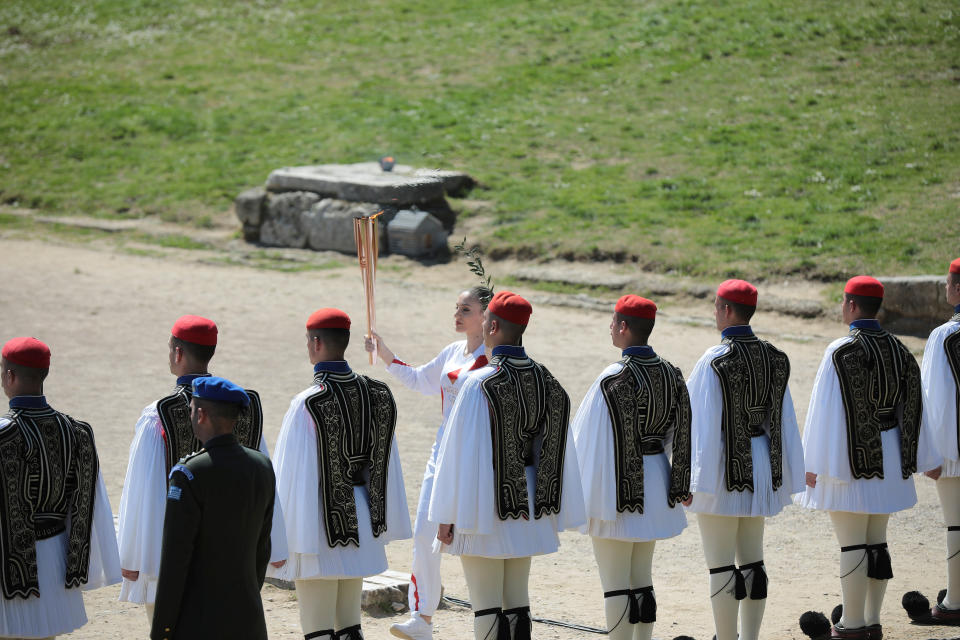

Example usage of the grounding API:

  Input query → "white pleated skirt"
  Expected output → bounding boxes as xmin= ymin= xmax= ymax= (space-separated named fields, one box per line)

xmin=272 ymin=485 xmax=389 ymax=580
xmin=943 ymin=457 xmax=960 ymax=478
xmin=440 ymin=467 xmax=561 ymax=559
xmin=584 ymin=453 xmax=687 ymax=541
xmin=687 ymin=436 xmax=794 ymax=517
xmin=0 ymin=532 xmax=87 ymax=638
xmin=119 ymin=575 xmax=157 ymax=605
xmin=797 ymin=428 xmax=918 ymax=513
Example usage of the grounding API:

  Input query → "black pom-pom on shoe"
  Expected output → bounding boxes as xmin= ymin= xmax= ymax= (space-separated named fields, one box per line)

xmin=831 ymin=604 xmax=843 ymax=625
xmin=901 ymin=591 xmax=930 ymax=620
xmin=671 ymin=636 xmax=696 ymax=640
xmin=799 ymin=610 xmax=831 ymax=639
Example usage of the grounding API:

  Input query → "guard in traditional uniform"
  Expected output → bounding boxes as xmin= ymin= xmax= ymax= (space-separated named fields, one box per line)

xmin=917 ymin=258 xmax=960 ymax=624
xmin=118 ymin=315 xmax=287 ymax=622
xmin=150 ymin=376 xmax=277 ymax=640
xmin=363 ymin=286 xmax=491 ymax=640
xmin=429 ymin=291 xmax=586 ymax=640
xmin=686 ymin=280 xmax=805 ymax=640
xmin=572 ymin=295 xmax=691 ymax=640
xmin=0 ymin=337 xmax=121 ymax=639
xmin=270 ymin=308 xmax=411 ymax=640
xmin=798 ymin=275 xmax=940 ymax=640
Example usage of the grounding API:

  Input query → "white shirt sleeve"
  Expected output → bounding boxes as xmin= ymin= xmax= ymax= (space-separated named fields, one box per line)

xmin=385 ymin=342 xmax=461 ymax=396
xmin=117 ymin=404 xmax=167 ymax=582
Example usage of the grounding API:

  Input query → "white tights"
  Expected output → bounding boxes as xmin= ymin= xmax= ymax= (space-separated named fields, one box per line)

xmin=698 ymin=514 xmax=766 ymax=640
xmin=591 ymin=538 xmax=655 ymax=640
xmin=294 ymin=577 xmax=363 ymax=639
xmin=829 ymin=511 xmax=889 ymax=629
xmin=460 ymin=555 xmax=531 ymax=640
xmin=937 ymin=477 xmax=960 ymax=608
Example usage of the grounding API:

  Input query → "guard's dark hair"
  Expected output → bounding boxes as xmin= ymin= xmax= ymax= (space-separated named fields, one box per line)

xmin=718 ymin=296 xmax=756 ymax=323
xmin=845 ymin=293 xmax=882 ymax=318
xmin=171 ymin=336 xmax=216 ymax=364
xmin=193 ymin=397 xmax=242 ymax=424
xmin=614 ymin=312 xmax=655 ymax=344
xmin=0 ymin=358 xmax=48 ymax=387
xmin=467 ymin=286 xmax=494 ymax=309
xmin=489 ymin=312 xmax=526 ymax=344
xmin=308 ymin=328 xmax=351 ymax=355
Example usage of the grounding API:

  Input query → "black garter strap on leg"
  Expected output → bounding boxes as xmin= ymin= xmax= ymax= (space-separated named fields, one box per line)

xmin=474 ymin=607 xmax=510 ymax=640
xmin=948 ymin=526 xmax=960 ymax=561
xmin=305 ymin=630 xmax=334 ymax=640
xmin=739 ymin=560 xmax=768 ymax=600
xmin=865 ymin=543 xmax=893 ymax=580
xmin=335 ymin=624 xmax=363 ymax=640
xmin=709 ymin=565 xmax=746 ymax=600
xmin=634 ymin=586 xmax=657 ymax=623
xmin=604 ymin=588 xmax=640 ymax=623
xmin=839 ymin=544 xmax=868 ymax=579
xmin=504 ymin=606 xmax=532 ymax=640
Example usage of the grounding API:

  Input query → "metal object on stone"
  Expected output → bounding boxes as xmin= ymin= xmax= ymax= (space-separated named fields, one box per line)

xmin=387 ymin=210 xmax=448 ymax=258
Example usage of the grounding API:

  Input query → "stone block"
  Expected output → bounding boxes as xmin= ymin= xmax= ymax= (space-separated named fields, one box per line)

xmin=267 ymin=164 xmax=445 ymax=206
xmin=304 ymin=199 xmax=387 ymax=254
xmin=387 ymin=210 xmax=448 ymax=257
xmin=259 ymin=191 xmax=320 ymax=249
xmin=878 ymin=275 xmax=954 ymax=336
xmin=234 ymin=187 xmax=266 ymax=226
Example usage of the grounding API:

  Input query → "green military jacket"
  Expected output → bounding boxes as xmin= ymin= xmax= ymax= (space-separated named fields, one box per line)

xmin=151 ymin=432 xmax=275 ymax=640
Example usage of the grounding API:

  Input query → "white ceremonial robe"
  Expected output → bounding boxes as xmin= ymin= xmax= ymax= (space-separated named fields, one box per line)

xmin=117 ymin=401 xmax=288 ymax=604
xmin=572 ymin=362 xmax=687 ymax=541
xmin=0 ymin=417 xmax=121 ymax=638
xmin=922 ymin=317 xmax=960 ymax=477
xmin=686 ymin=344 xmax=806 ymax=517
xmin=428 ymin=364 xmax=586 ymax=558
xmin=798 ymin=336 xmax=942 ymax=513
xmin=386 ymin=340 xmax=486 ymax=615
xmin=268 ymin=385 xmax=412 ymax=581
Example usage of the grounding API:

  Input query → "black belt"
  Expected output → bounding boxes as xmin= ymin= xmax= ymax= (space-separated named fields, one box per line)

xmin=36 ymin=521 xmax=67 ymax=540
xmin=640 ymin=443 xmax=665 ymax=455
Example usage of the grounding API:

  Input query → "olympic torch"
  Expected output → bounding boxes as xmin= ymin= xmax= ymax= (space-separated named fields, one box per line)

xmin=353 ymin=211 xmax=383 ymax=364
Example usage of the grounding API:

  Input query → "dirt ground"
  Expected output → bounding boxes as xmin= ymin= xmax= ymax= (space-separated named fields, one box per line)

xmin=0 ymin=236 xmax=954 ymax=640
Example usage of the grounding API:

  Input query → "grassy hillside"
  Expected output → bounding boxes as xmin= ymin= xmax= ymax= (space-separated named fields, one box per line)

xmin=1 ymin=0 xmax=957 ymax=279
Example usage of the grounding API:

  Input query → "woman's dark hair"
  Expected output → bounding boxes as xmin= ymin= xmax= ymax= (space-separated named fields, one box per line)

xmin=468 ymin=286 xmax=494 ymax=309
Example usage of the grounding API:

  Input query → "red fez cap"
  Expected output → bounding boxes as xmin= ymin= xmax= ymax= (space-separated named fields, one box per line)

xmin=488 ymin=290 xmax=532 ymax=326
xmin=307 ymin=308 xmax=351 ymax=330
xmin=950 ymin=258 xmax=960 ymax=275
xmin=615 ymin=295 xmax=657 ymax=319
xmin=171 ymin=315 xmax=218 ymax=346
xmin=2 ymin=337 xmax=51 ymax=369
xmin=717 ymin=279 xmax=758 ymax=307
xmin=844 ymin=275 xmax=884 ymax=299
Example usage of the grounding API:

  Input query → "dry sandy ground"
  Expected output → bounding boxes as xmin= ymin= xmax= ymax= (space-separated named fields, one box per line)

xmin=0 ymin=236 xmax=954 ymax=640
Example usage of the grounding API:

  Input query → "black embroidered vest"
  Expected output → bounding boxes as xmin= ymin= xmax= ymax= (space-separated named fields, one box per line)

xmin=710 ymin=335 xmax=790 ymax=492
xmin=833 ymin=328 xmax=922 ymax=479
xmin=599 ymin=354 xmax=692 ymax=512
xmin=945 ymin=323 xmax=960 ymax=458
xmin=304 ymin=370 xmax=397 ymax=548
xmin=157 ymin=383 xmax=263 ymax=476
xmin=480 ymin=354 xmax=570 ymax=521
xmin=0 ymin=407 xmax=98 ymax=599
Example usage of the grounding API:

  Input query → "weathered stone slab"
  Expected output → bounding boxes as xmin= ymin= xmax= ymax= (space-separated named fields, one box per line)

xmin=267 ymin=164 xmax=445 ymax=206
xmin=259 ymin=191 xmax=321 ymax=248
xmin=235 ymin=187 xmax=266 ymax=226
xmin=304 ymin=199 xmax=385 ymax=253
xmin=265 ymin=569 xmax=427 ymax=613
xmin=878 ymin=275 xmax=955 ymax=336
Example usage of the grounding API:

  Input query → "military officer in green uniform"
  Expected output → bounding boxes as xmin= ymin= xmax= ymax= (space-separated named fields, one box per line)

xmin=151 ymin=376 xmax=277 ymax=640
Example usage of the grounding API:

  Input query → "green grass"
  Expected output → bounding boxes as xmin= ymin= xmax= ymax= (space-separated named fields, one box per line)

xmin=1 ymin=0 xmax=957 ymax=279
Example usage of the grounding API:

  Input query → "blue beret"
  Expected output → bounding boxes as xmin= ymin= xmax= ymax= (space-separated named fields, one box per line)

xmin=191 ymin=376 xmax=250 ymax=407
